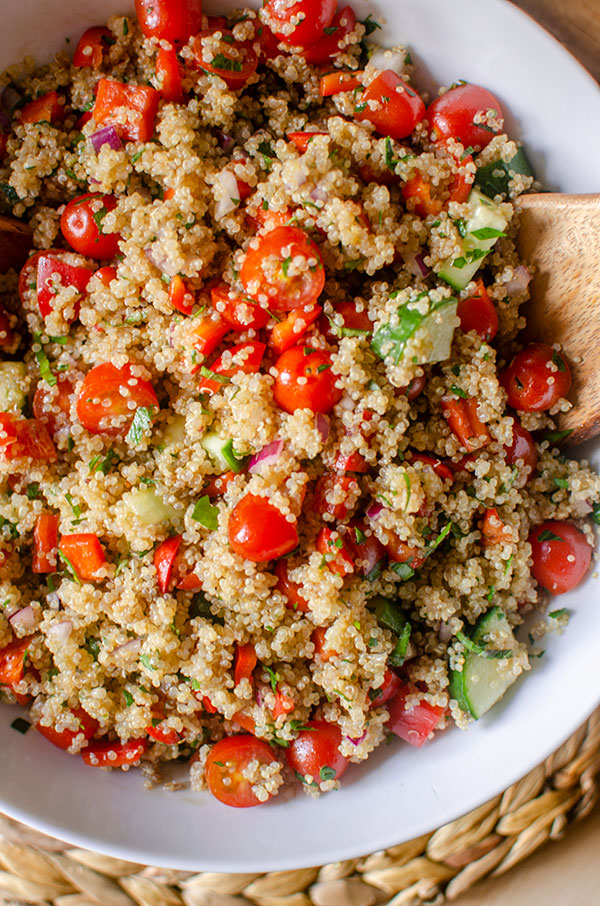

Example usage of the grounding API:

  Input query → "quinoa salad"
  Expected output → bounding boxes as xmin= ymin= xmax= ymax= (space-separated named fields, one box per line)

xmin=0 ymin=0 xmax=598 ymax=808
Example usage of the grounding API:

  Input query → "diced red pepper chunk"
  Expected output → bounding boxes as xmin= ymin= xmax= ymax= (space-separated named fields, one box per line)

xmin=59 ymin=533 xmax=106 ymax=582
xmin=93 ymin=78 xmax=160 ymax=142
xmin=32 ymin=514 xmax=59 ymax=574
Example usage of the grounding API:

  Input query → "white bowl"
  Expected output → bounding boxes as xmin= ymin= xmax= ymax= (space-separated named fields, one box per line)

xmin=1 ymin=0 xmax=599 ymax=872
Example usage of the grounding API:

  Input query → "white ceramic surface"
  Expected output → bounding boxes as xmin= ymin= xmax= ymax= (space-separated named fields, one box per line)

xmin=1 ymin=0 xmax=599 ymax=873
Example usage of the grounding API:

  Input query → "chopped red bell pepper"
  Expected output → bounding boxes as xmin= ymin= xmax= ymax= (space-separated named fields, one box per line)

xmin=441 ymin=396 xmax=491 ymax=452
xmin=37 ymin=706 xmax=99 ymax=750
xmin=93 ymin=78 xmax=160 ymax=142
xmin=269 ymin=306 xmax=321 ymax=355
xmin=59 ymin=533 xmax=107 ymax=582
xmin=20 ymin=91 xmax=66 ymax=125
xmin=73 ymin=26 xmax=113 ymax=69
xmin=36 ymin=254 xmax=94 ymax=319
xmin=0 ymin=636 xmax=34 ymax=690
xmin=234 ymin=642 xmax=257 ymax=687
xmin=387 ymin=682 xmax=444 ymax=747
xmin=153 ymin=535 xmax=182 ymax=594
xmin=32 ymin=514 xmax=59 ymax=574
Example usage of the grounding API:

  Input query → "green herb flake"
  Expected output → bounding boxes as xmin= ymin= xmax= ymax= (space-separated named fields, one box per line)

xmin=361 ymin=13 xmax=381 ymax=35
xmin=553 ymin=477 xmax=569 ymax=489
xmin=140 ymin=653 xmax=156 ymax=671
xmin=456 ymin=630 xmax=513 ymax=659
xmin=58 ymin=550 xmax=81 ymax=585
xmin=123 ymin=689 xmax=134 ymax=707
xmin=211 ymin=52 xmax=243 ymax=73
xmin=354 ymin=527 xmax=365 ymax=544
xmin=33 ymin=333 xmax=57 ymax=387
xmin=26 ymin=482 xmax=40 ymax=500
xmin=551 ymin=349 xmax=566 ymax=372
xmin=264 ymin=665 xmax=280 ymax=693
xmin=199 ymin=366 xmax=230 ymax=385
xmin=470 ymin=227 xmax=506 ymax=240
xmin=549 ymin=607 xmax=568 ymax=619
xmin=11 ymin=717 xmax=31 ymax=734
xmin=319 ymin=765 xmax=337 ymax=781
xmin=538 ymin=529 xmax=564 ymax=543
xmin=191 ymin=495 xmax=219 ymax=531
xmin=281 ymin=255 xmax=292 ymax=278
xmin=543 ymin=428 xmax=573 ymax=444
xmin=125 ymin=406 xmax=156 ymax=446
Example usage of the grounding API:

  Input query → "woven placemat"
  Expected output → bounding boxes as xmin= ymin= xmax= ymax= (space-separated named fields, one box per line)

xmin=1 ymin=708 xmax=599 ymax=906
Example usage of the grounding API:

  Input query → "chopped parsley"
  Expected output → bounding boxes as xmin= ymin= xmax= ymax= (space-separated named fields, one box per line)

xmin=125 ymin=406 xmax=156 ymax=446
xmin=537 ymin=529 xmax=564 ymax=542
xmin=264 ymin=665 xmax=280 ymax=693
xmin=211 ymin=53 xmax=243 ymax=73
xmin=11 ymin=717 xmax=31 ymax=734
xmin=319 ymin=765 xmax=337 ymax=781
xmin=456 ymin=631 xmax=513 ymax=659
xmin=191 ymin=495 xmax=219 ymax=531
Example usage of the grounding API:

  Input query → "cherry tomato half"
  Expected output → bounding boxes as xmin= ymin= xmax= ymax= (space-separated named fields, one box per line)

xmin=427 ymin=83 xmax=504 ymax=150
xmin=286 ymin=719 xmax=349 ymax=784
xmin=355 ymin=70 xmax=426 ymax=141
xmin=273 ymin=345 xmax=342 ymax=414
xmin=241 ymin=226 xmax=325 ymax=312
xmin=441 ymin=396 xmax=491 ymax=452
xmin=73 ymin=26 xmax=113 ymax=69
xmin=193 ymin=30 xmax=258 ymax=90
xmin=82 ymin=737 xmax=148 ymax=768
xmin=154 ymin=535 xmax=183 ymax=594
xmin=33 ymin=375 xmax=75 ymax=438
xmin=313 ymin=473 xmax=359 ymax=522
xmin=134 ymin=0 xmax=204 ymax=42
xmin=228 ymin=493 xmax=298 ymax=562
xmin=274 ymin=559 xmax=310 ymax=612
xmin=387 ymin=682 xmax=444 ymax=747
xmin=529 ymin=521 xmax=592 ymax=595
xmin=503 ymin=418 xmax=538 ymax=482
xmin=0 ymin=636 xmax=34 ymax=689
xmin=60 ymin=193 xmax=121 ymax=261
xmin=501 ymin=343 xmax=572 ymax=412
xmin=76 ymin=362 xmax=159 ymax=438
xmin=457 ymin=279 xmax=498 ymax=343
xmin=263 ymin=0 xmax=337 ymax=48
xmin=369 ymin=668 xmax=401 ymax=708
xmin=210 ymin=283 xmax=270 ymax=331
xmin=302 ymin=6 xmax=357 ymax=65
xmin=205 ymin=735 xmax=279 ymax=807
xmin=37 ymin=707 xmax=99 ymax=750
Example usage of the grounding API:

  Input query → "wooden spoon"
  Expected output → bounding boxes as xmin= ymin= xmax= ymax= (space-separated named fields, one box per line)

xmin=0 ymin=214 xmax=32 ymax=273
xmin=514 ymin=193 xmax=600 ymax=446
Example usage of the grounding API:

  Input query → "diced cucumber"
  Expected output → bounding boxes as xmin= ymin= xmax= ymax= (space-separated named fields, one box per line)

xmin=161 ymin=414 xmax=186 ymax=447
xmin=123 ymin=488 xmax=178 ymax=525
xmin=0 ymin=362 xmax=28 ymax=413
xmin=474 ymin=147 xmax=535 ymax=200
xmin=201 ymin=429 xmax=248 ymax=474
xmin=449 ymin=606 xmax=521 ymax=719
xmin=371 ymin=292 xmax=458 ymax=365
xmin=438 ymin=189 xmax=509 ymax=291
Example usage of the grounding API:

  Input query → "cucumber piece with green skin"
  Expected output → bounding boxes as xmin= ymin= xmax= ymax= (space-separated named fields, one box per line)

xmin=449 ymin=606 xmax=521 ymax=719
xmin=474 ymin=147 xmax=535 ymax=200
xmin=201 ymin=430 xmax=247 ymax=474
xmin=438 ymin=189 xmax=509 ymax=291
xmin=371 ymin=293 xmax=458 ymax=365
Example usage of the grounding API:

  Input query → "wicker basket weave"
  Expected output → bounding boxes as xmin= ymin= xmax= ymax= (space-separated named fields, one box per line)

xmin=1 ymin=707 xmax=599 ymax=906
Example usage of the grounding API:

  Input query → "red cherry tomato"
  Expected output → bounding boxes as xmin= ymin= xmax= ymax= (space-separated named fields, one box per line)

xmin=387 ymin=682 xmax=444 ymax=747
xmin=427 ymin=83 xmax=504 ymax=149
xmin=457 ymin=279 xmax=498 ymax=342
xmin=95 ymin=266 xmax=117 ymax=287
xmin=36 ymin=254 xmax=94 ymax=319
xmin=274 ymin=559 xmax=310 ymax=612
xmin=228 ymin=494 xmax=298 ymax=562
xmin=33 ymin=375 xmax=75 ymax=438
xmin=82 ymin=737 xmax=148 ymax=768
xmin=268 ymin=305 xmax=321 ymax=355
xmin=311 ymin=626 xmax=338 ymax=661
xmin=168 ymin=274 xmax=195 ymax=315
xmin=402 ymin=173 xmax=442 ymax=218
xmin=334 ymin=450 xmax=370 ymax=473
xmin=408 ymin=451 xmax=454 ymax=483
xmin=0 ymin=636 xmax=34 ymax=689
xmin=501 ymin=343 xmax=572 ymax=412
xmin=210 ymin=283 xmax=270 ymax=331
xmin=343 ymin=519 xmax=386 ymax=579
xmin=302 ymin=6 xmax=357 ymax=64
xmin=37 ymin=707 xmax=99 ymax=750
xmin=441 ymin=396 xmax=491 ymax=452
xmin=193 ymin=30 xmax=258 ymax=90
xmin=60 ymin=193 xmax=121 ymax=261
xmin=503 ymin=418 xmax=538 ymax=482
xmin=316 ymin=527 xmax=355 ymax=576
xmin=273 ymin=688 xmax=295 ymax=720
xmin=20 ymin=91 xmax=65 ymax=125
xmin=233 ymin=642 xmax=257 ymax=687
xmin=93 ymin=78 xmax=160 ymax=142
xmin=205 ymin=735 xmax=279 ymax=807
xmin=198 ymin=340 xmax=265 ymax=394
xmin=384 ymin=535 xmax=426 ymax=571
xmin=287 ymin=131 xmax=328 ymax=153
xmin=134 ymin=0 xmax=204 ymax=42
xmin=185 ymin=313 xmax=231 ymax=367
xmin=355 ymin=70 xmax=426 ymax=140
xmin=313 ymin=473 xmax=359 ymax=522
xmin=263 ymin=0 xmax=337 ymax=48
xmin=32 ymin=514 xmax=59 ymax=574
xmin=369 ymin=668 xmax=401 ymax=708
xmin=59 ymin=534 xmax=106 ymax=582
xmin=286 ymin=719 xmax=348 ymax=784
xmin=0 ymin=415 xmax=56 ymax=463
xmin=241 ymin=226 xmax=325 ymax=312
xmin=76 ymin=362 xmax=159 ymax=438
xmin=480 ymin=507 xmax=512 ymax=546
xmin=146 ymin=707 xmax=183 ymax=745
xmin=319 ymin=70 xmax=364 ymax=97
xmin=529 ymin=521 xmax=592 ymax=595
xmin=73 ymin=26 xmax=112 ymax=69
xmin=320 ymin=300 xmax=372 ymax=341
xmin=156 ymin=46 xmax=184 ymax=104
xmin=204 ymin=470 xmax=237 ymax=498
xmin=273 ymin=345 xmax=342 ymax=414
xmin=154 ymin=535 xmax=183 ymax=594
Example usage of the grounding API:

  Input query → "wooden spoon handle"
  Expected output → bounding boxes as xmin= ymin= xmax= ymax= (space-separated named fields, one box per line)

xmin=515 ymin=193 xmax=600 ymax=446
xmin=0 ymin=215 xmax=32 ymax=273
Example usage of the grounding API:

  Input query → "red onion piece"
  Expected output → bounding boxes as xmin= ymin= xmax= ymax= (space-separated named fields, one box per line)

xmin=1 ymin=85 xmax=24 ymax=115
xmin=438 ymin=622 xmax=453 ymax=644
xmin=8 ymin=606 xmax=36 ymax=635
xmin=215 ymin=130 xmax=235 ymax=152
xmin=505 ymin=265 xmax=531 ymax=296
xmin=47 ymin=620 xmax=73 ymax=645
xmin=366 ymin=501 xmax=385 ymax=520
xmin=89 ymin=125 xmax=123 ymax=154
xmin=348 ymin=731 xmax=367 ymax=746
xmin=310 ymin=184 xmax=329 ymax=204
xmin=415 ymin=253 xmax=431 ymax=277
xmin=248 ymin=440 xmax=285 ymax=473
xmin=112 ymin=638 xmax=142 ymax=658
xmin=315 ymin=413 xmax=330 ymax=442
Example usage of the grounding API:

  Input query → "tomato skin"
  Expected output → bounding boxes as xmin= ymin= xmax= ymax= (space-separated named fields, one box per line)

xmin=210 ymin=284 xmax=270 ymax=331
xmin=229 ymin=494 xmax=298 ymax=562
xmin=441 ymin=396 xmax=491 ymax=452
xmin=37 ymin=707 xmax=99 ymax=750
xmin=302 ymin=6 xmax=357 ymax=64
xmin=274 ymin=559 xmax=310 ymax=613
xmin=93 ymin=78 xmax=160 ymax=142
xmin=20 ymin=91 xmax=65 ymax=125
xmin=286 ymin=719 xmax=348 ymax=783
xmin=134 ymin=0 xmax=204 ymax=42
xmin=269 ymin=305 xmax=321 ymax=355
xmin=264 ymin=0 xmax=337 ymax=48
xmin=334 ymin=450 xmax=370 ymax=474
xmin=82 ymin=737 xmax=148 ymax=768
xmin=355 ymin=70 xmax=426 ymax=140
xmin=313 ymin=473 xmax=359 ymax=522
xmin=154 ymin=535 xmax=182 ymax=594
xmin=529 ymin=521 xmax=592 ymax=595
xmin=73 ymin=26 xmax=112 ymax=69
xmin=504 ymin=418 xmax=538 ymax=481
xmin=204 ymin=471 xmax=237 ymax=498
xmin=427 ymin=84 xmax=504 ymax=149
xmin=36 ymin=254 xmax=94 ymax=319
xmin=319 ymin=70 xmax=364 ymax=97
xmin=95 ymin=266 xmax=117 ymax=288
xmin=156 ymin=46 xmax=184 ymax=104
xmin=320 ymin=300 xmax=372 ymax=341
xmin=408 ymin=452 xmax=454 ymax=484
xmin=369 ymin=669 xmax=401 ymax=708
xmin=481 ymin=507 xmax=512 ymax=546
xmin=457 ymin=279 xmax=498 ymax=342
xmin=61 ymin=193 xmax=120 ymax=261
xmin=501 ymin=343 xmax=572 ymax=413
xmin=59 ymin=534 xmax=107 ymax=582
xmin=146 ymin=720 xmax=182 ymax=746
xmin=233 ymin=642 xmax=257 ymax=687
xmin=387 ymin=683 xmax=444 ymax=747
xmin=186 ymin=314 xmax=231 ymax=367
xmin=0 ymin=415 xmax=56 ymax=463
xmin=316 ymin=527 xmax=355 ymax=576
xmin=33 ymin=375 xmax=74 ymax=438
xmin=311 ymin=626 xmax=338 ymax=661
xmin=287 ymin=131 xmax=327 ymax=153
xmin=168 ymin=274 xmax=195 ymax=315
xmin=402 ymin=174 xmax=442 ymax=218
xmin=273 ymin=346 xmax=342 ymax=415
xmin=273 ymin=688 xmax=295 ymax=719
xmin=0 ymin=636 xmax=34 ymax=689
xmin=206 ymin=735 xmax=279 ymax=808
xmin=198 ymin=340 xmax=265 ymax=394
xmin=76 ymin=362 xmax=158 ymax=438
xmin=32 ymin=514 xmax=59 ymax=574
xmin=241 ymin=226 xmax=325 ymax=313
xmin=343 ymin=519 xmax=386 ymax=579
xmin=193 ymin=30 xmax=258 ymax=89
xmin=384 ymin=535 xmax=426 ymax=571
